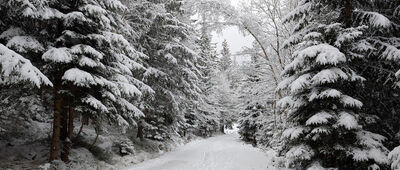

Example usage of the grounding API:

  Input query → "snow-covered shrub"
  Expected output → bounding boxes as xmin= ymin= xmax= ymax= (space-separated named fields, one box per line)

xmin=238 ymin=105 xmax=262 ymax=145
xmin=117 ymin=139 xmax=135 ymax=156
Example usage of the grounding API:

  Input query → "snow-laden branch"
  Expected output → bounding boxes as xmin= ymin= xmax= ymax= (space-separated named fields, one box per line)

xmin=0 ymin=44 xmax=52 ymax=88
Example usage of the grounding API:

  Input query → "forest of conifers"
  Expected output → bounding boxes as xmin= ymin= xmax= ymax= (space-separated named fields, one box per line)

xmin=1 ymin=0 xmax=400 ymax=169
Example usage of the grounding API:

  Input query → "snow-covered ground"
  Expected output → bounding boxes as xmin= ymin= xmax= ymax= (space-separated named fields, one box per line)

xmin=125 ymin=131 xmax=279 ymax=170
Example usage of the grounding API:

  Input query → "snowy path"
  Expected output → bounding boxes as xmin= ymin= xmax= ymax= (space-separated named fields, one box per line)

xmin=125 ymin=133 xmax=277 ymax=170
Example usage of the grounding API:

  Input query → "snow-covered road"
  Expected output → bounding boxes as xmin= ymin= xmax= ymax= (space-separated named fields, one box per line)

xmin=125 ymin=133 xmax=277 ymax=170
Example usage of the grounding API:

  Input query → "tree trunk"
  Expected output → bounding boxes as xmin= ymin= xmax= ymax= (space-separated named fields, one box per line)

xmin=220 ymin=123 xmax=225 ymax=134
xmin=83 ymin=114 xmax=89 ymax=125
xmin=137 ymin=120 xmax=144 ymax=141
xmin=344 ymin=0 xmax=352 ymax=28
xmin=50 ymin=82 xmax=62 ymax=162
xmin=74 ymin=120 xmax=84 ymax=141
xmin=60 ymin=106 xmax=67 ymax=162
xmin=253 ymin=136 xmax=257 ymax=147
xmin=90 ymin=133 xmax=99 ymax=150
xmin=61 ymin=106 xmax=74 ymax=162
xmin=60 ymin=107 xmax=68 ymax=140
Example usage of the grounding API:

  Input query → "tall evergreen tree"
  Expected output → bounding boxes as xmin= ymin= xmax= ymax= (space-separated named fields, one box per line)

xmin=347 ymin=0 xmax=400 ymax=151
xmin=219 ymin=39 xmax=232 ymax=71
xmin=1 ymin=0 xmax=149 ymax=162
xmin=129 ymin=0 xmax=207 ymax=140
xmin=238 ymin=53 xmax=278 ymax=147
xmin=278 ymin=0 xmax=389 ymax=169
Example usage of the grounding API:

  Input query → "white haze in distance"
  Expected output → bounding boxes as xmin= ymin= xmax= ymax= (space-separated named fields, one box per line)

xmin=211 ymin=0 xmax=253 ymax=64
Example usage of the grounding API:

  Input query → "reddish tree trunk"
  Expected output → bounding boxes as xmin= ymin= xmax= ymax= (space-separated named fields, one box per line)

xmin=137 ymin=120 xmax=144 ymax=141
xmin=344 ymin=0 xmax=352 ymax=28
xmin=61 ymin=106 xmax=74 ymax=162
xmin=60 ymin=107 xmax=68 ymax=140
xmin=68 ymin=107 xmax=74 ymax=140
xmin=50 ymin=82 xmax=62 ymax=162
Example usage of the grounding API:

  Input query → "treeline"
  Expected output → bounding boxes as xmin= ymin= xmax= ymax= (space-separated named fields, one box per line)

xmin=0 ymin=0 xmax=220 ymax=164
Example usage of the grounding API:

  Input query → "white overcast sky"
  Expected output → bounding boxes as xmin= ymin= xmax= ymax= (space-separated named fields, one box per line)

xmin=211 ymin=0 xmax=254 ymax=63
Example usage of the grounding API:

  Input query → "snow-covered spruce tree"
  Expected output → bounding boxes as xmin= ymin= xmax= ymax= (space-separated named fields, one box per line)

xmin=350 ymin=1 xmax=400 ymax=167
xmin=195 ymin=25 xmax=220 ymax=137
xmin=345 ymin=0 xmax=400 ymax=152
xmin=51 ymin=0 xmax=149 ymax=162
xmin=134 ymin=0 xmax=205 ymax=141
xmin=0 ymin=0 xmax=65 ymax=161
xmin=278 ymin=1 xmax=389 ymax=169
xmin=219 ymin=40 xmax=232 ymax=71
xmin=0 ymin=0 xmax=54 ymax=88
xmin=238 ymin=104 xmax=262 ymax=146
xmin=238 ymin=53 xmax=278 ymax=148
xmin=1 ymin=0 xmax=149 ymax=162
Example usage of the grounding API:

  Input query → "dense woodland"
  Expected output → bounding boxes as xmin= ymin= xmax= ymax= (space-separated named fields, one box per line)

xmin=1 ymin=0 xmax=400 ymax=169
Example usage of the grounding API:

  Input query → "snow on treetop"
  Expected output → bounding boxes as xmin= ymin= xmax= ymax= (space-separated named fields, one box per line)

xmin=19 ymin=0 xmax=64 ymax=20
xmin=283 ymin=1 xmax=312 ymax=24
xmin=309 ymin=88 xmax=342 ymax=102
xmin=6 ymin=36 xmax=45 ymax=53
xmin=143 ymin=67 xmax=167 ymax=79
xmin=283 ymin=126 xmax=306 ymax=140
xmin=64 ymin=12 xmax=88 ymax=26
xmin=165 ymin=53 xmax=178 ymax=64
xmin=276 ymin=75 xmax=297 ymax=91
xmin=306 ymin=111 xmax=333 ymax=126
xmin=0 ymin=44 xmax=52 ymax=88
xmin=367 ymin=148 xmax=389 ymax=165
xmin=381 ymin=43 xmax=400 ymax=62
xmin=119 ymin=98 xmax=145 ymax=118
xmin=42 ymin=47 xmax=72 ymax=63
xmin=303 ymin=32 xmax=322 ymax=40
xmin=353 ymin=130 xmax=389 ymax=164
xmin=0 ymin=27 xmax=25 ymax=41
xmin=285 ymin=44 xmax=346 ymax=74
xmin=340 ymin=95 xmax=363 ymax=108
xmin=335 ymin=28 xmax=363 ymax=48
xmin=351 ymin=149 xmax=369 ymax=162
xmin=71 ymin=44 xmax=104 ymax=60
xmin=356 ymin=130 xmax=387 ymax=149
xmin=305 ymin=44 xmax=346 ymax=66
xmin=117 ymin=81 xmax=142 ymax=97
xmin=34 ymin=7 xmax=64 ymax=19
xmin=310 ymin=126 xmax=330 ymax=135
xmin=353 ymin=40 xmax=375 ymax=52
xmin=62 ymin=68 xmax=114 ymax=88
xmin=311 ymin=68 xmax=348 ymax=85
xmin=286 ymin=144 xmax=314 ymax=162
xmin=79 ymin=56 xmax=99 ymax=68
xmin=63 ymin=68 xmax=95 ymax=87
xmin=278 ymin=96 xmax=307 ymax=111
xmin=336 ymin=111 xmax=359 ymax=130
xmin=80 ymin=4 xmax=107 ymax=15
xmin=359 ymin=12 xmax=392 ymax=28
xmin=289 ymin=73 xmax=311 ymax=93
xmin=104 ymin=0 xmax=127 ymax=12
xmin=82 ymin=95 xmax=108 ymax=113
